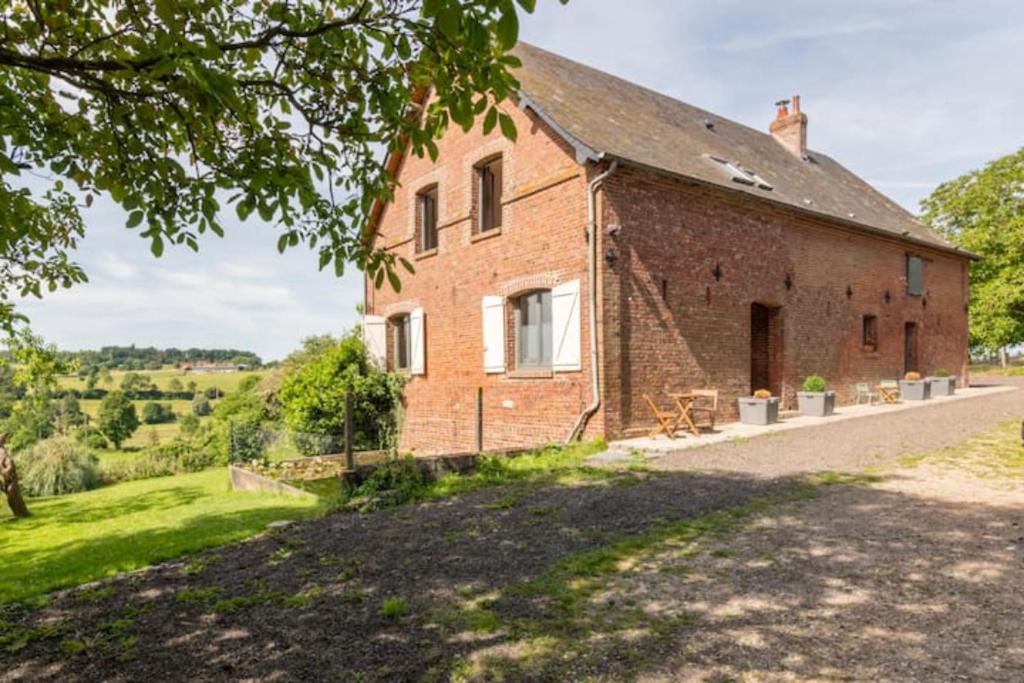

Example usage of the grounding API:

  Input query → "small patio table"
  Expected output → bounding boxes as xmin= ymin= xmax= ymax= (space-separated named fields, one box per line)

xmin=875 ymin=384 xmax=900 ymax=404
xmin=668 ymin=392 xmax=702 ymax=437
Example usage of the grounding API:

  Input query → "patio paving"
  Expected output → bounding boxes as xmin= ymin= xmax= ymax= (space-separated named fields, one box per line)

xmin=601 ymin=383 xmax=1017 ymax=460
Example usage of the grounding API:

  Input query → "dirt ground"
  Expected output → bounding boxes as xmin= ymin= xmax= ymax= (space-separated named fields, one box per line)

xmin=4 ymin=379 xmax=1024 ymax=682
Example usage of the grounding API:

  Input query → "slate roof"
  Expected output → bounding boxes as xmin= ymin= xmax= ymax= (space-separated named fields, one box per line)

xmin=512 ymin=43 xmax=961 ymax=255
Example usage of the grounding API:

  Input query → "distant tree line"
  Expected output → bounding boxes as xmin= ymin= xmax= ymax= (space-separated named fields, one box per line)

xmin=56 ymin=346 xmax=262 ymax=373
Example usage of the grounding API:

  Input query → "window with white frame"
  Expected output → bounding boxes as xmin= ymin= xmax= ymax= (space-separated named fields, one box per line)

xmin=391 ymin=314 xmax=411 ymax=371
xmin=515 ymin=290 xmax=553 ymax=369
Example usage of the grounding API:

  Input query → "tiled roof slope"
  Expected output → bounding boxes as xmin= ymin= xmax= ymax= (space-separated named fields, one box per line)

xmin=512 ymin=42 xmax=958 ymax=254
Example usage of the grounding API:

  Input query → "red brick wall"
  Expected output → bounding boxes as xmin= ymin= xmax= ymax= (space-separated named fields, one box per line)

xmin=599 ymin=166 xmax=970 ymax=438
xmin=367 ymin=103 xmax=601 ymax=454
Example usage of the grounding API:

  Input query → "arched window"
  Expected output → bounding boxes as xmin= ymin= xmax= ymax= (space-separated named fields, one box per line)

xmin=515 ymin=289 xmax=552 ymax=369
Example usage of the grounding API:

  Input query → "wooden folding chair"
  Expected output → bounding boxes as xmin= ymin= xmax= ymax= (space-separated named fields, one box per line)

xmin=688 ymin=389 xmax=719 ymax=431
xmin=643 ymin=393 xmax=681 ymax=439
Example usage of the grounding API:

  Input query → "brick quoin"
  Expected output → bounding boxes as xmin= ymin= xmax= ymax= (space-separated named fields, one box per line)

xmin=368 ymin=107 xmax=970 ymax=454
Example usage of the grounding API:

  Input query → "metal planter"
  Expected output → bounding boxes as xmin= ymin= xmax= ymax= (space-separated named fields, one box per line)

xmin=797 ymin=391 xmax=836 ymax=417
xmin=899 ymin=380 xmax=930 ymax=401
xmin=926 ymin=376 xmax=956 ymax=396
xmin=738 ymin=397 xmax=780 ymax=425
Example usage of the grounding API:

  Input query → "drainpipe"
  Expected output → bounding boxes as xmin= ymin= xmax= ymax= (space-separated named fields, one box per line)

xmin=567 ymin=159 xmax=619 ymax=443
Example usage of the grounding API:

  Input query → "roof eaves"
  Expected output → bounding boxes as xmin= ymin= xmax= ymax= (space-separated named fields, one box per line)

xmin=602 ymin=153 xmax=980 ymax=261
xmin=517 ymin=91 xmax=603 ymax=165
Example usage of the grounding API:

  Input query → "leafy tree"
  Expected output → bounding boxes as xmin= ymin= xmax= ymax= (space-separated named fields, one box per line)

xmin=191 ymin=394 xmax=212 ymax=417
xmin=186 ymin=380 xmax=198 ymax=394
xmin=97 ymin=391 xmax=139 ymax=449
xmin=167 ymin=378 xmax=184 ymax=393
xmin=280 ymin=333 xmax=405 ymax=454
xmin=922 ymin=148 xmax=1024 ymax=358
xmin=53 ymin=394 xmax=86 ymax=433
xmin=120 ymin=372 xmax=154 ymax=393
xmin=141 ymin=401 xmax=176 ymax=424
xmin=0 ymin=0 xmax=566 ymax=333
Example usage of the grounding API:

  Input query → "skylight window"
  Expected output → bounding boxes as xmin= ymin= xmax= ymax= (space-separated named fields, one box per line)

xmin=704 ymin=155 xmax=772 ymax=191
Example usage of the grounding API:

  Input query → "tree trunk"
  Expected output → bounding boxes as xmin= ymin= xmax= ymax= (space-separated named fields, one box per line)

xmin=0 ymin=436 xmax=30 ymax=518
xmin=1000 ymin=346 xmax=1009 ymax=368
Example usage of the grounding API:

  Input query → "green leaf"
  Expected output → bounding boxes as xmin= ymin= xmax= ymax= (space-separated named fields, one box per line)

xmin=516 ymin=0 xmax=537 ymax=12
xmin=496 ymin=7 xmax=520 ymax=50
xmin=437 ymin=6 xmax=460 ymax=40
xmin=150 ymin=234 xmax=164 ymax=257
xmin=498 ymin=112 xmax=517 ymax=142
xmin=483 ymin=107 xmax=498 ymax=135
xmin=126 ymin=211 xmax=144 ymax=229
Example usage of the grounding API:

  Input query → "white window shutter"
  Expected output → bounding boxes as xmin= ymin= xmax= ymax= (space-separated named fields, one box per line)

xmin=482 ymin=296 xmax=505 ymax=373
xmin=362 ymin=315 xmax=387 ymax=370
xmin=409 ymin=307 xmax=425 ymax=375
xmin=552 ymin=279 xmax=582 ymax=372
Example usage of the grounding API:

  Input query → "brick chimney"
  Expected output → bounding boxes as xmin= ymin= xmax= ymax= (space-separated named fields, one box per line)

xmin=769 ymin=95 xmax=807 ymax=159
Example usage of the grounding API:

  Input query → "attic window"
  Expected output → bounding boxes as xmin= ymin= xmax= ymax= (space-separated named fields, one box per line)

xmin=705 ymin=155 xmax=772 ymax=190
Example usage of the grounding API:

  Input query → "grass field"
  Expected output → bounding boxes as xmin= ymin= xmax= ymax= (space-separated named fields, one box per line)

xmin=0 ymin=469 xmax=322 ymax=605
xmin=78 ymin=399 xmax=213 ymax=449
xmin=56 ymin=367 xmax=268 ymax=394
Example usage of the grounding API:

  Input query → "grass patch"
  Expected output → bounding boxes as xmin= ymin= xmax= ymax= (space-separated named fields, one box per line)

xmin=0 ymin=469 xmax=321 ymax=605
xmin=380 ymin=596 xmax=409 ymax=620
xmin=894 ymin=421 xmax=1024 ymax=479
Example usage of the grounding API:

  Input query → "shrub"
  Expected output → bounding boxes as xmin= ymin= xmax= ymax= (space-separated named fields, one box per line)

xmin=801 ymin=374 xmax=827 ymax=393
xmin=100 ymin=438 xmax=218 ymax=484
xmin=752 ymin=388 xmax=772 ymax=399
xmin=97 ymin=392 xmax=140 ymax=449
xmin=380 ymin=596 xmax=408 ymax=620
xmin=18 ymin=437 xmax=100 ymax=497
xmin=348 ymin=457 xmax=425 ymax=508
xmin=904 ymin=371 xmax=922 ymax=381
xmin=280 ymin=333 xmax=406 ymax=455
xmin=191 ymin=395 xmax=212 ymax=416
xmin=932 ymin=368 xmax=951 ymax=377
xmin=73 ymin=426 xmax=109 ymax=450
xmin=178 ymin=413 xmax=200 ymax=436
xmin=142 ymin=401 xmax=176 ymax=424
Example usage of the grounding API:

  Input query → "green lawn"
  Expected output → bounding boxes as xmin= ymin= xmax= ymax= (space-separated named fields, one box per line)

xmin=0 ymin=469 xmax=321 ymax=605
xmin=57 ymin=367 xmax=267 ymax=394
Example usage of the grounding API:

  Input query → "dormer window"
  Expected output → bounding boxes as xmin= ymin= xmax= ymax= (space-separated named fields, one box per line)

xmin=705 ymin=155 xmax=772 ymax=190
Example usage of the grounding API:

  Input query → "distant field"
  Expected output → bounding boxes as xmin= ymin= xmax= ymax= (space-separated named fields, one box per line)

xmin=57 ymin=366 xmax=268 ymax=394
xmin=79 ymin=399 xmax=213 ymax=449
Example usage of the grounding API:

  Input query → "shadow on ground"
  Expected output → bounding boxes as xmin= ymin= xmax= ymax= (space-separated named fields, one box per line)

xmin=4 ymin=462 xmax=1023 ymax=682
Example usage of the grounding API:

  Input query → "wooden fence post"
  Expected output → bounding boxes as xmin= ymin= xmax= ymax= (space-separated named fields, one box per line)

xmin=345 ymin=391 xmax=354 ymax=471
xmin=475 ymin=387 xmax=483 ymax=453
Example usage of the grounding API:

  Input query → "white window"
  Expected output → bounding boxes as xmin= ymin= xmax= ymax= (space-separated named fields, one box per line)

xmin=392 ymin=314 xmax=411 ymax=371
xmin=390 ymin=309 xmax=425 ymax=375
xmin=516 ymin=290 xmax=553 ymax=369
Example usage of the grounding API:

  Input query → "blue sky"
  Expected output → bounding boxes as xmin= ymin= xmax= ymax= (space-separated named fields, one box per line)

xmin=16 ymin=0 xmax=1024 ymax=360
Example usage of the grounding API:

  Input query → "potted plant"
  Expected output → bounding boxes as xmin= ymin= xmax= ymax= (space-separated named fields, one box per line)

xmin=899 ymin=371 xmax=930 ymax=401
xmin=797 ymin=374 xmax=836 ymax=417
xmin=925 ymin=368 xmax=956 ymax=397
xmin=738 ymin=388 xmax=780 ymax=425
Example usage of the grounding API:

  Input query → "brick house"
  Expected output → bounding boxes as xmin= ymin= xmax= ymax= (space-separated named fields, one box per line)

xmin=364 ymin=43 xmax=971 ymax=454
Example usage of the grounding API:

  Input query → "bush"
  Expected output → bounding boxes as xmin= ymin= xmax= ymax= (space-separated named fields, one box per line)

xmin=142 ymin=401 xmax=176 ymax=424
xmin=347 ymin=457 xmax=425 ymax=508
xmin=801 ymin=374 xmax=827 ymax=393
xmin=18 ymin=437 xmax=100 ymax=497
xmin=191 ymin=395 xmax=212 ymax=416
xmin=932 ymin=368 xmax=951 ymax=377
xmin=97 ymin=392 xmax=140 ymax=449
xmin=73 ymin=426 xmax=109 ymax=450
xmin=100 ymin=438 xmax=218 ymax=484
xmin=178 ymin=413 xmax=200 ymax=436
xmin=280 ymin=333 xmax=405 ymax=455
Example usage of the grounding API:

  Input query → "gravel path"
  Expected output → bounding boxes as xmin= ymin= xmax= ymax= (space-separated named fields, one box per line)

xmin=4 ymin=379 xmax=1023 ymax=682
xmin=647 ymin=378 xmax=1024 ymax=477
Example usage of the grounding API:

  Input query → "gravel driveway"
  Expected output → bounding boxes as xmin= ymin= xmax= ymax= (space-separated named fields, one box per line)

xmin=4 ymin=379 xmax=1023 ymax=682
